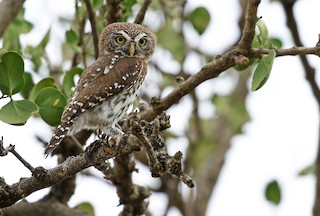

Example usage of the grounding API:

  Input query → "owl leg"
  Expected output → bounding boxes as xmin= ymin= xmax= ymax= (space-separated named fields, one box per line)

xmin=100 ymin=124 xmax=124 ymax=148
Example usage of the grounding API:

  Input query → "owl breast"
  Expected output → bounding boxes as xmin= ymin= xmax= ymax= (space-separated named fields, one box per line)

xmin=67 ymin=75 xmax=144 ymax=135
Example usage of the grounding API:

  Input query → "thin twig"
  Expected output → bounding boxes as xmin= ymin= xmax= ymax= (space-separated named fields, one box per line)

xmin=9 ymin=145 xmax=36 ymax=173
xmin=0 ymin=138 xmax=37 ymax=175
xmin=251 ymin=46 xmax=320 ymax=57
xmin=134 ymin=0 xmax=152 ymax=24
xmin=84 ymin=0 xmax=99 ymax=59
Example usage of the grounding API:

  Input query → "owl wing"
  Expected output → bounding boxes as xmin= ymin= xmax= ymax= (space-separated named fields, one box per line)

xmin=61 ymin=56 xmax=146 ymax=123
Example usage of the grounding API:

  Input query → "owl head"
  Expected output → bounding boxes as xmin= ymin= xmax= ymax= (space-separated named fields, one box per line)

xmin=99 ymin=22 xmax=156 ymax=61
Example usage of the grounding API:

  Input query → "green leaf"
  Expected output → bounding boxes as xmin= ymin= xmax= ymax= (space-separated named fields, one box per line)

xmin=39 ymin=29 xmax=51 ymax=49
xmin=66 ymin=29 xmax=78 ymax=44
xmin=265 ymin=180 xmax=281 ymax=205
xmin=256 ymin=19 xmax=268 ymax=39
xmin=24 ymin=29 xmax=51 ymax=71
xmin=251 ymin=49 xmax=276 ymax=91
xmin=0 ymin=52 xmax=24 ymax=96
xmin=123 ymin=0 xmax=137 ymax=20
xmin=30 ymin=78 xmax=56 ymax=101
xmin=63 ymin=67 xmax=83 ymax=98
xmin=20 ymin=72 xmax=35 ymax=99
xmin=269 ymin=37 xmax=283 ymax=49
xmin=25 ymin=45 xmax=42 ymax=71
xmin=0 ymin=100 xmax=38 ymax=125
xmin=35 ymin=87 xmax=67 ymax=126
xmin=255 ymin=19 xmax=270 ymax=48
xmin=187 ymin=7 xmax=211 ymax=35
xmin=0 ymin=48 xmax=7 ymax=59
xmin=66 ymin=29 xmax=81 ymax=53
xmin=92 ymin=0 xmax=104 ymax=10
xmin=74 ymin=202 xmax=95 ymax=216
xmin=157 ymin=22 xmax=186 ymax=62
xmin=298 ymin=164 xmax=315 ymax=176
xmin=2 ymin=8 xmax=33 ymax=51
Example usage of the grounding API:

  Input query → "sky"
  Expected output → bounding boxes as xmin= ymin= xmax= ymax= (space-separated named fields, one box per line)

xmin=0 ymin=0 xmax=320 ymax=216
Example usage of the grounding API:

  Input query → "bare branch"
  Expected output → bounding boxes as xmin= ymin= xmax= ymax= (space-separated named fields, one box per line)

xmin=134 ymin=0 xmax=152 ymax=24
xmin=0 ymin=140 xmax=139 ymax=208
xmin=238 ymin=0 xmax=261 ymax=51
xmin=105 ymin=0 xmax=122 ymax=25
xmin=280 ymin=0 xmax=320 ymax=104
xmin=84 ymin=0 xmax=99 ymax=59
xmin=0 ymin=0 xmax=25 ymax=37
xmin=251 ymin=45 xmax=320 ymax=57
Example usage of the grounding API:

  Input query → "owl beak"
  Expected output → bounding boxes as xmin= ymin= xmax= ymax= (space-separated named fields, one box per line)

xmin=129 ymin=43 xmax=135 ymax=57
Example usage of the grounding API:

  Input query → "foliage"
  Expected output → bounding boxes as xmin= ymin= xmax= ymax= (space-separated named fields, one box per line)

xmin=0 ymin=0 xmax=300 ymax=214
xmin=234 ymin=19 xmax=282 ymax=91
xmin=265 ymin=180 xmax=282 ymax=205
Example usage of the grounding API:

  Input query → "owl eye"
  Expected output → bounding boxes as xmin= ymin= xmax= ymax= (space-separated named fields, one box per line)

xmin=139 ymin=38 xmax=147 ymax=46
xmin=116 ymin=36 xmax=126 ymax=44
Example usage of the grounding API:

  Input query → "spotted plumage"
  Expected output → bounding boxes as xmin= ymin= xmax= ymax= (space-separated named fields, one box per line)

xmin=45 ymin=22 xmax=156 ymax=157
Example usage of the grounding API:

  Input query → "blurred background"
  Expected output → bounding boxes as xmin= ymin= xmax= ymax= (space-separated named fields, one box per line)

xmin=0 ymin=0 xmax=320 ymax=215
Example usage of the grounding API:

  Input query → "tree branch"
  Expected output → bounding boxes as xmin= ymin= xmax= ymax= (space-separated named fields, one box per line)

xmin=105 ymin=0 xmax=122 ymax=25
xmin=280 ymin=1 xmax=320 ymax=216
xmin=0 ymin=140 xmax=139 ymax=208
xmin=251 ymin=45 xmax=320 ymax=57
xmin=280 ymin=0 xmax=320 ymax=104
xmin=134 ymin=0 xmax=152 ymax=24
xmin=0 ymin=0 xmax=25 ymax=37
xmin=84 ymin=0 xmax=99 ymax=59
xmin=238 ymin=0 xmax=260 ymax=51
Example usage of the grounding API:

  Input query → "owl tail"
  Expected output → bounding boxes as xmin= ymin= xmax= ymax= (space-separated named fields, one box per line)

xmin=44 ymin=122 xmax=72 ymax=158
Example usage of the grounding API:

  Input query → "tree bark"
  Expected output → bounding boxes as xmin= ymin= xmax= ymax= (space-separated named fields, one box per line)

xmin=0 ymin=0 xmax=25 ymax=37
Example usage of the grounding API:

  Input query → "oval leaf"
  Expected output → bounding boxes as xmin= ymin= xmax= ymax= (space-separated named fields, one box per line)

xmin=251 ymin=49 xmax=276 ymax=91
xmin=187 ymin=7 xmax=211 ymax=35
xmin=35 ymin=87 xmax=67 ymax=126
xmin=30 ymin=77 xmax=56 ymax=101
xmin=256 ymin=19 xmax=268 ymax=39
xmin=0 ymin=100 xmax=38 ymax=125
xmin=0 ymin=52 xmax=24 ymax=96
xmin=255 ymin=19 xmax=270 ymax=48
xmin=157 ymin=22 xmax=186 ymax=62
xmin=265 ymin=180 xmax=281 ymax=205
xmin=298 ymin=164 xmax=315 ymax=176
xmin=39 ymin=29 xmax=51 ymax=49
xmin=74 ymin=202 xmax=95 ymax=216
xmin=270 ymin=37 xmax=283 ymax=49
xmin=63 ymin=67 xmax=83 ymax=98
xmin=20 ymin=72 xmax=35 ymax=99
xmin=66 ymin=29 xmax=78 ymax=45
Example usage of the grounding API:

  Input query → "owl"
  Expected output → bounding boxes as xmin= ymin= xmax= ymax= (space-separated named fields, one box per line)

xmin=45 ymin=22 xmax=156 ymax=157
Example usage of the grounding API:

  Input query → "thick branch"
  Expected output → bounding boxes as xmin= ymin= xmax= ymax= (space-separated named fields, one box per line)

xmin=238 ymin=0 xmax=261 ymax=51
xmin=0 ymin=140 xmax=139 ymax=208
